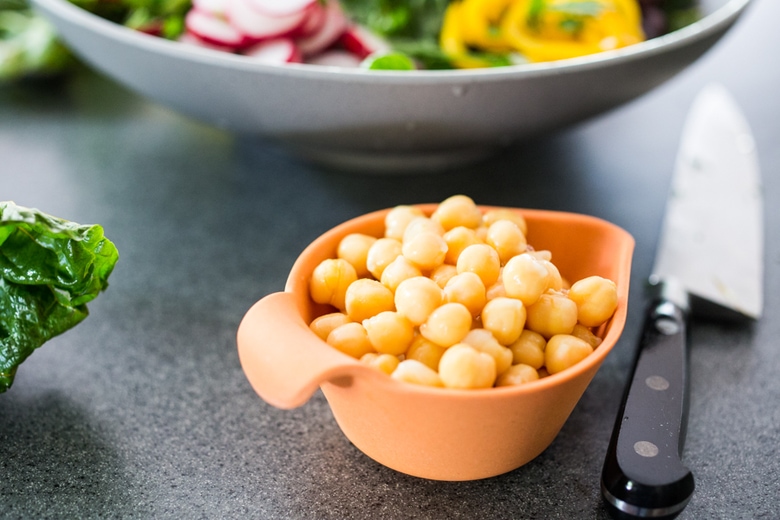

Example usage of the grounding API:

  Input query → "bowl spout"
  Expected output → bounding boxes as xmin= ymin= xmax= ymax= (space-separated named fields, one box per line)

xmin=237 ymin=291 xmax=363 ymax=409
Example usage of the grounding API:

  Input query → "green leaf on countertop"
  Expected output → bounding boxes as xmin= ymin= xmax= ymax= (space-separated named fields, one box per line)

xmin=0 ymin=201 xmax=119 ymax=393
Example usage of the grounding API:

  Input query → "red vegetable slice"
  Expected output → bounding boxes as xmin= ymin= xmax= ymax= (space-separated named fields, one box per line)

xmin=185 ymin=9 xmax=249 ymax=50
xmin=339 ymin=25 xmax=391 ymax=59
xmin=179 ymin=31 xmax=238 ymax=52
xmin=243 ymin=38 xmax=302 ymax=64
xmin=245 ymin=0 xmax=316 ymax=17
xmin=191 ymin=0 xmax=228 ymax=16
xmin=294 ymin=1 xmax=326 ymax=37
xmin=296 ymin=0 xmax=348 ymax=57
xmin=305 ymin=49 xmax=362 ymax=67
xmin=226 ymin=0 xmax=309 ymax=40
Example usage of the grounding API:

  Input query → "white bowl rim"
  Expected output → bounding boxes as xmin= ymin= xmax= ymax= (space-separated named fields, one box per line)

xmin=33 ymin=0 xmax=752 ymax=84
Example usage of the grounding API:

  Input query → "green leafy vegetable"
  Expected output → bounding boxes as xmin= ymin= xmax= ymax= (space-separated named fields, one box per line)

xmin=0 ymin=201 xmax=119 ymax=393
xmin=339 ymin=0 xmax=449 ymax=41
xmin=0 ymin=0 xmax=74 ymax=82
xmin=363 ymin=51 xmax=416 ymax=70
xmin=339 ymin=0 xmax=451 ymax=68
xmin=70 ymin=0 xmax=191 ymax=39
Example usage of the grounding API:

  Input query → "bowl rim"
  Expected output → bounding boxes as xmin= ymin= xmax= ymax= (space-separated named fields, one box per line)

xmin=282 ymin=204 xmax=635 ymax=400
xmin=33 ymin=0 xmax=752 ymax=84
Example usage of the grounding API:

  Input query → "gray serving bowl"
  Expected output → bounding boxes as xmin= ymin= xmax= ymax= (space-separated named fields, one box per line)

xmin=32 ymin=0 xmax=751 ymax=172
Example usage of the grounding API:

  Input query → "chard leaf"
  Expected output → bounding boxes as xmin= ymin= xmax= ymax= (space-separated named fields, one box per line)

xmin=0 ymin=201 xmax=119 ymax=393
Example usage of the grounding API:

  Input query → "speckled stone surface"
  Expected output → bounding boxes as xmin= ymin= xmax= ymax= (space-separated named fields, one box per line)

xmin=2 ymin=2 xmax=779 ymax=518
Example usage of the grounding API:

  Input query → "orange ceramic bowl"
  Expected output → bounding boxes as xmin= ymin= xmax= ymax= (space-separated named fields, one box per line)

xmin=237 ymin=205 xmax=634 ymax=481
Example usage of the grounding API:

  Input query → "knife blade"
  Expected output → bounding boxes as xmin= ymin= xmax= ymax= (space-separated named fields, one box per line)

xmin=601 ymin=84 xmax=764 ymax=519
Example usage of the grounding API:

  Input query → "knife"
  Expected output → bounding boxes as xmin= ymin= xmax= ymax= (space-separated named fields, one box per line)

xmin=601 ymin=84 xmax=764 ymax=519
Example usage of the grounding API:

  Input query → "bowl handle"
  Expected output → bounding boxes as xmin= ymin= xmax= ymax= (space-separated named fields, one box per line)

xmin=237 ymin=291 xmax=363 ymax=409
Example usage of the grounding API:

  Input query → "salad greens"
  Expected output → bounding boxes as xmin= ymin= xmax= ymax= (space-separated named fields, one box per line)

xmin=0 ymin=0 xmax=73 ymax=82
xmin=339 ymin=0 xmax=457 ymax=68
xmin=69 ymin=0 xmax=190 ymax=39
xmin=0 ymin=201 xmax=119 ymax=393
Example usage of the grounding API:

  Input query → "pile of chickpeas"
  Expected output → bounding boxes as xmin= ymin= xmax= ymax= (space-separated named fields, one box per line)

xmin=308 ymin=195 xmax=618 ymax=390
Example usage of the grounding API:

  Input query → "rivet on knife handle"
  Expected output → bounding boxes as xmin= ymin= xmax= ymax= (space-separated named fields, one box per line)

xmin=601 ymin=289 xmax=694 ymax=519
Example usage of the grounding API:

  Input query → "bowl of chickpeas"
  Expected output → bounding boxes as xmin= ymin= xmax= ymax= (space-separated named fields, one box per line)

xmin=237 ymin=195 xmax=634 ymax=481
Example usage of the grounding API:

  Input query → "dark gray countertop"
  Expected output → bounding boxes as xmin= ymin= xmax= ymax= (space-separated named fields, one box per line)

xmin=2 ymin=1 xmax=779 ymax=518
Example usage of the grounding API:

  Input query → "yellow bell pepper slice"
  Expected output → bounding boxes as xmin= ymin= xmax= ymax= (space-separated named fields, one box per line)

xmin=440 ymin=1 xmax=504 ymax=69
xmin=440 ymin=0 xmax=646 ymax=67
xmin=501 ymin=0 xmax=645 ymax=62
xmin=459 ymin=0 xmax=515 ymax=51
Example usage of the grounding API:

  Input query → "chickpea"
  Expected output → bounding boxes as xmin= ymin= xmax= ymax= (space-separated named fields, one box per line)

xmin=485 ymin=276 xmax=507 ymax=301
xmin=344 ymin=278 xmax=395 ymax=322
xmin=337 ymin=233 xmax=377 ymax=278
xmin=526 ymin=249 xmax=552 ymax=262
xmin=310 ymin=258 xmax=358 ymax=311
xmin=571 ymin=323 xmax=603 ymax=348
xmin=443 ymin=272 xmax=487 ymax=318
xmin=385 ymin=205 xmax=425 ymax=240
xmin=508 ymin=329 xmax=546 ymax=369
xmin=541 ymin=259 xmax=564 ymax=291
xmin=430 ymin=263 xmax=458 ymax=289
xmin=474 ymin=225 xmax=489 ymax=242
xmin=309 ymin=312 xmax=351 ymax=341
xmin=402 ymin=216 xmax=445 ymax=243
xmin=406 ymin=334 xmax=447 ymax=371
xmin=486 ymin=219 xmax=527 ymax=264
xmin=456 ymin=243 xmax=500 ymax=288
xmin=495 ymin=363 xmax=540 ymax=387
xmin=391 ymin=359 xmax=444 ymax=388
xmin=461 ymin=328 xmax=513 ymax=375
xmin=419 ymin=302 xmax=472 ymax=347
xmin=502 ymin=253 xmax=550 ymax=307
xmin=431 ymin=194 xmax=483 ymax=230
xmin=394 ymin=276 xmax=443 ymax=326
xmin=480 ymin=296 xmax=526 ymax=345
xmin=438 ymin=343 xmax=497 ymax=389
xmin=545 ymin=334 xmax=594 ymax=374
xmin=363 ymin=311 xmax=415 ymax=356
xmin=568 ymin=276 xmax=619 ymax=327
xmin=443 ymin=226 xmax=482 ymax=265
xmin=366 ymin=238 xmax=402 ymax=280
xmin=380 ymin=255 xmax=422 ymax=292
xmin=525 ymin=292 xmax=578 ymax=338
xmin=360 ymin=353 xmax=401 ymax=375
xmin=482 ymin=208 xmax=528 ymax=235
xmin=402 ymin=231 xmax=448 ymax=271
xmin=327 ymin=322 xmax=375 ymax=359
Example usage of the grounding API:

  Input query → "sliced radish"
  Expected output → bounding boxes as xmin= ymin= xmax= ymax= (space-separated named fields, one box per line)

xmin=243 ymin=38 xmax=302 ymax=64
xmin=245 ymin=0 xmax=315 ymax=17
xmin=305 ymin=49 xmax=362 ymax=68
xmin=339 ymin=25 xmax=391 ymax=59
xmin=294 ymin=1 xmax=326 ymax=37
xmin=296 ymin=0 xmax=348 ymax=57
xmin=185 ymin=9 xmax=249 ymax=50
xmin=179 ymin=31 xmax=239 ymax=52
xmin=226 ymin=0 xmax=309 ymax=40
xmin=191 ymin=0 xmax=229 ymax=16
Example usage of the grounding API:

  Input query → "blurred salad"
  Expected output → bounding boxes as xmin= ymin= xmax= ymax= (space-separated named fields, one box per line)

xmin=1 ymin=0 xmax=701 ymax=78
xmin=0 ymin=0 xmax=73 ymax=82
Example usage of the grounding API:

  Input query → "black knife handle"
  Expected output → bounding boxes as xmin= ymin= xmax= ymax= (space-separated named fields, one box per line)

xmin=601 ymin=297 xmax=694 ymax=519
